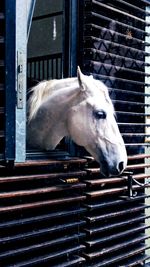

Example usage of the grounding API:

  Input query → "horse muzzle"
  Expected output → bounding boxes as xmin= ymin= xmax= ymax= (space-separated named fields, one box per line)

xmin=100 ymin=160 xmax=126 ymax=177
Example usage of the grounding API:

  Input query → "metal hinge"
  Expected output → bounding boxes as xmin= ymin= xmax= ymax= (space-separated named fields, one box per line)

xmin=17 ymin=51 xmax=24 ymax=109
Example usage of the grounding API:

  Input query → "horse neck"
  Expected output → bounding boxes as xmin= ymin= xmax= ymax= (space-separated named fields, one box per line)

xmin=27 ymin=79 xmax=85 ymax=150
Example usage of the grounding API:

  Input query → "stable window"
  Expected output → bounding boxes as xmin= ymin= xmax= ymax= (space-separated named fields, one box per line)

xmin=1 ymin=0 xmax=78 ymax=164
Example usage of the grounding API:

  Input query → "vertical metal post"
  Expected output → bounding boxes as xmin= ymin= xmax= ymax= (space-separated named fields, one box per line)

xmin=15 ymin=0 xmax=28 ymax=162
xmin=127 ymin=174 xmax=133 ymax=198
xmin=63 ymin=0 xmax=78 ymax=77
xmin=63 ymin=0 xmax=78 ymax=156
xmin=5 ymin=0 xmax=16 ymax=162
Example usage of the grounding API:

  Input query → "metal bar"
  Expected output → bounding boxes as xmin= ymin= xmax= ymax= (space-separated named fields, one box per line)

xmin=5 ymin=0 xmax=16 ymax=162
xmin=15 ymin=0 xmax=28 ymax=162
xmin=63 ymin=0 xmax=78 ymax=77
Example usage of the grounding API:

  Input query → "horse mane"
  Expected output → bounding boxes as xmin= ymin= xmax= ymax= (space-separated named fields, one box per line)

xmin=27 ymin=77 xmax=78 ymax=122
xmin=27 ymin=80 xmax=53 ymax=122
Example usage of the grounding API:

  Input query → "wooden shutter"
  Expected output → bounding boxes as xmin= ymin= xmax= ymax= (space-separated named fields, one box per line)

xmin=80 ymin=0 xmax=150 ymax=265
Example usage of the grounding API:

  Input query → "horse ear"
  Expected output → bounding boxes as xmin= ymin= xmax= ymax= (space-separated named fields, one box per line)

xmin=77 ymin=66 xmax=86 ymax=91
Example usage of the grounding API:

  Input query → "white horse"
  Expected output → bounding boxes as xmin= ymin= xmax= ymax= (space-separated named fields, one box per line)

xmin=27 ymin=67 xmax=127 ymax=177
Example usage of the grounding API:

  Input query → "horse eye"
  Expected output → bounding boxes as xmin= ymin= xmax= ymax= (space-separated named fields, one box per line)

xmin=94 ymin=110 xmax=107 ymax=119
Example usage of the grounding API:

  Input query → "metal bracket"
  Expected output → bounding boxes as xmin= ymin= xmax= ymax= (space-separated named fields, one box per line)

xmin=17 ymin=51 xmax=24 ymax=109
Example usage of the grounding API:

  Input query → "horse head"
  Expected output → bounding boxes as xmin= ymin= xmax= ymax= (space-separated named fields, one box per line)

xmin=27 ymin=67 xmax=127 ymax=177
xmin=67 ymin=67 xmax=127 ymax=177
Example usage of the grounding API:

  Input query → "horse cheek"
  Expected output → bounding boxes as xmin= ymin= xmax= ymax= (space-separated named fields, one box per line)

xmin=67 ymin=109 xmax=88 ymax=147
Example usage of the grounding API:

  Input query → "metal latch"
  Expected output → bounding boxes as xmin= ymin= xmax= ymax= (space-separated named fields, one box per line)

xmin=17 ymin=51 xmax=24 ymax=109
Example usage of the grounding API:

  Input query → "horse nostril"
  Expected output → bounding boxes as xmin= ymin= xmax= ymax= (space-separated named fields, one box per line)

xmin=118 ymin=161 xmax=124 ymax=173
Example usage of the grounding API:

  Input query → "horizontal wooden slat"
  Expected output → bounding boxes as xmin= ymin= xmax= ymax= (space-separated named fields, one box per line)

xmin=0 ymin=183 xmax=86 ymax=199
xmin=116 ymin=101 xmax=149 ymax=108
xmin=85 ymin=36 xmax=149 ymax=58
xmin=84 ymin=194 xmax=150 ymax=210
xmin=0 ymin=233 xmax=86 ymax=259
xmin=91 ymin=71 xmax=150 ymax=87
xmin=85 ymin=163 xmax=150 ymax=176
xmin=15 ymin=158 xmax=87 ymax=167
xmin=87 ymin=244 xmax=150 ymax=267
xmin=83 ymin=236 xmax=150 ymax=260
xmin=85 ymin=173 xmax=150 ymax=187
xmin=0 ymin=208 xmax=86 ymax=229
xmin=86 ymin=185 xmax=147 ymax=198
xmin=92 ymin=0 xmax=150 ymax=25
xmin=85 ymin=48 xmax=148 ymax=68
xmin=6 ymin=245 xmax=85 ymax=267
xmin=0 ymin=171 xmax=86 ymax=184
xmin=86 ymin=204 xmax=148 ymax=222
xmin=110 ymin=88 xmax=150 ymax=97
xmin=90 ymin=10 xmax=148 ymax=36
xmin=0 ymin=195 xmax=86 ymax=213
xmin=128 ymin=154 xmax=150 ymax=160
xmin=87 ymin=60 xmax=149 ymax=78
xmin=84 ymin=214 xmax=150 ymax=236
xmin=0 ymin=221 xmax=86 ymax=244
xmin=127 ymin=163 xmax=150 ymax=169
xmin=85 ymin=225 xmax=149 ymax=247
xmin=114 ymin=0 xmax=150 ymax=15
xmin=84 ymin=154 xmax=150 ymax=163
